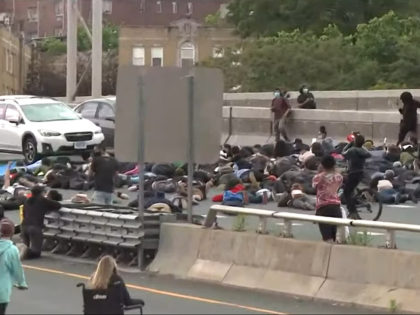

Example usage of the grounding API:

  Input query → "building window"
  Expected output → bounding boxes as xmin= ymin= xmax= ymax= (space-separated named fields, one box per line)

xmin=151 ymin=47 xmax=163 ymax=67
xmin=212 ymin=47 xmax=224 ymax=58
xmin=187 ymin=2 xmax=193 ymax=15
xmin=172 ymin=1 xmax=177 ymax=14
xmin=27 ymin=7 xmax=38 ymax=22
xmin=5 ymin=49 xmax=13 ymax=74
xmin=140 ymin=0 xmax=145 ymax=12
xmin=55 ymin=0 xmax=64 ymax=16
xmin=180 ymin=42 xmax=195 ymax=67
xmin=103 ymin=0 xmax=113 ymax=14
xmin=156 ymin=1 xmax=162 ymax=13
xmin=132 ymin=47 xmax=145 ymax=66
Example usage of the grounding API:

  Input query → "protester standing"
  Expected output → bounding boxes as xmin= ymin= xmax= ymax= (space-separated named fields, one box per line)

xmin=20 ymin=186 xmax=61 ymax=260
xmin=90 ymin=147 xmax=119 ymax=205
xmin=342 ymin=134 xmax=371 ymax=219
xmin=398 ymin=92 xmax=420 ymax=146
xmin=0 ymin=219 xmax=27 ymax=314
xmin=312 ymin=156 xmax=343 ymax=242
xmin=271 ymin=88 xmax=291 ymax=142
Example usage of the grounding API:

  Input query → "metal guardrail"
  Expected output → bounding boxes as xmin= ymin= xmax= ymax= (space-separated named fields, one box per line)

xmin=43 ymin=204 xmax=176 ymax=268
xmin=204 ymin=205 xmax=420 ymax=249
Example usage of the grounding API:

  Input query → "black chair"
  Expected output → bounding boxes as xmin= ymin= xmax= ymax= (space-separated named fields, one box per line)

xmin=77 ymin=283 xmax=144 ymax=315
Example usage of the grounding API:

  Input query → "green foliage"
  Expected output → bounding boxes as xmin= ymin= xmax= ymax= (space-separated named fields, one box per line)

xmin=227 ymin=0 xmax=420 ymax=38
xmin=39 ymin=37 xmax=66 ymax=55
xmin=77 ymin=26 xmax=91 ymax=51
xmin=41 ymin=24 xmax=119 ymax=54
xmin=389 ymin=299 xmax=399 ymax=313
xmin=346 ymin=231 xmax=373 ymax=247
xmin=102 ymin=24 xmax=119 ymax=51
xmin=232 ymin=214 xmax=247 ymax=232
xmin=205 ymin=12 xmax=222 ymax=26
xmin=204 ymin=12 xmax=420 ymax=91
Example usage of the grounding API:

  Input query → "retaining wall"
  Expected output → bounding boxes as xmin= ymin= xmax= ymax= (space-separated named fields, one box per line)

xmin=221 ymin=107 xmax=413 ymax=146
xmin=149 ymin=223 xmax=420 ymax=313
xmin=224 ymin=89 xmax=420 ymax=111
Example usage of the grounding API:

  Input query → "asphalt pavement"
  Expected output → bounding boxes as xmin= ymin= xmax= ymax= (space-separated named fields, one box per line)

xmin=0 ymin=152 xmax=417 ymax=313
xmin=8 ymin=256 xmax=381 ymax=314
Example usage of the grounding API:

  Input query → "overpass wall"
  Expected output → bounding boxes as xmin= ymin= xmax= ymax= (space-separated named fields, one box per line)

xmin=224 ymin=89 xmax=420 ymax=111
xmin=222 ymin=107 xmax=409 ymax=146
xmin=149 ymin=223 xmax=420 ymax=313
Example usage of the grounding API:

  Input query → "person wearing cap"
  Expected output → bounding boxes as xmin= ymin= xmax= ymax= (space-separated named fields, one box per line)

xmin=0 ymin=219 xmax=27 ymax=314
xmin=20 ymin=185 xmax=61 ymax=260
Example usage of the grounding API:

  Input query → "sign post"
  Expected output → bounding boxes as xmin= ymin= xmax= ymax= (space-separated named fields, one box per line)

xmin=187 ymin=75 xmax=194 ymax=223
xmin=137 ymin=75 xmax=145 ymax=269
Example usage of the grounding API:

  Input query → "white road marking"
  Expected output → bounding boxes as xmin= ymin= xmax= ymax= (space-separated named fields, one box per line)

xmin=357 ymin=231 xmax=384 ymax=236
xmin=387 ymin=204 xmax=417 ymax=209
xmin=201 ymin=214 xmax=228 ymax=219
xmin=275 ymin=223 xmax=304 ymax=226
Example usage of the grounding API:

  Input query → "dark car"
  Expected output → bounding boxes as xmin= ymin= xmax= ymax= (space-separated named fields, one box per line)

xmin=74 ymin=97 xmax=116 ymax=148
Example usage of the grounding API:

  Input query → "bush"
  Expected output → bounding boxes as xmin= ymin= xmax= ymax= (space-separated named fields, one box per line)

xmin=40 ymin=38 xmax=66 ymax=55
xmin=203 ymin=12 xmax=420 ymax=92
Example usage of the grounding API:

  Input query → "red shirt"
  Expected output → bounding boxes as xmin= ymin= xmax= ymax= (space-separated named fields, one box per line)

xmin=212 ymin=184 xmax=245 ymax=202
xmin=271 ymin=97 xmax=290 ymax=120
xmin=312 ymin=171 xmax=343 ymax=210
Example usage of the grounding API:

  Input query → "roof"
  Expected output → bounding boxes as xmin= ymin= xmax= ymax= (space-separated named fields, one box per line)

xmin=0 ymin=95 xmax=62 ymax=106
xmin=78 ymin=96 xmax=116 ymax=106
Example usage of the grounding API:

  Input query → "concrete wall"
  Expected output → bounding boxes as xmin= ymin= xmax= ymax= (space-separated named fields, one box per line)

xmin=224 ymin=89 xmax=420 ymax=111
xmin=149 ymin=223 xmax=420 ymax=313
xmin=222 ymin=107 xmax=405 ymax=146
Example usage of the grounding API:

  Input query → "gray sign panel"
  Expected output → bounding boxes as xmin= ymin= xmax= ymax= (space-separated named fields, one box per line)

xmin=115 ymin=66 xmax=223 ymax=163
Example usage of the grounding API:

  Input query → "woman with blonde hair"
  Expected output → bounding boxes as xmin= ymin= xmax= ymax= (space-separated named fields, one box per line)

xmin=88 ymin=256 xmax=144 ymax=307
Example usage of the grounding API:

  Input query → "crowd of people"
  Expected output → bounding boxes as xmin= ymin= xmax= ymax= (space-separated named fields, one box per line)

xmin=0 ymin=89 xmax=420 ymax=313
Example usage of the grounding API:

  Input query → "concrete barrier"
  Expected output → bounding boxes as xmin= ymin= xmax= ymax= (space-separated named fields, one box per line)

xmin=224 ymin=89 xmax=420 ymax=111
xmin=316 ymin=245 xmax=420 ymax=313
xmin=147 ymin=223 xmax=204 ymax=277
xmin=222 ymin=107 xmax=411 ymax=145
xmin=150 ymin=223 xmax=420 ymax=312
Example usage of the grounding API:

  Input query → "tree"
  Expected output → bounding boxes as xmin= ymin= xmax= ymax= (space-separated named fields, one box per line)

xmin=40 ymin=23 xmax=119 ymax=54
xmin=226 ymin=0 xmax=420 ymax=38
xmin=202 ymin=12 xmax=420 ymax=91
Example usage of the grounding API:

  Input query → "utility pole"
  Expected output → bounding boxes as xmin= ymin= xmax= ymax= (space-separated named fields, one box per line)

xmin=91 ymin=0 xmax=103 ymax=98
xmin=66 ymin=0 xmax=77 ymax=102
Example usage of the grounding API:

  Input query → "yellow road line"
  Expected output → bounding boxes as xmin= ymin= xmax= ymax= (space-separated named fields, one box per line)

xmin=23 ymin=264 xmax=285 ymax=315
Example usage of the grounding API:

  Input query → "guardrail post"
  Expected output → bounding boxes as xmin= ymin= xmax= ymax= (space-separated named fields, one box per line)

xmin=257 ymin=216 xmax=267 ymax=234
xmin=204 ymin=209 xmax=217 ymax=228
xmin=336 ymin=226 xmax=346 ymax=244
xmin=386 ymin=230 xmax=396 ymax=249
xmin=282 ymin=219 xmax=293 ymax=238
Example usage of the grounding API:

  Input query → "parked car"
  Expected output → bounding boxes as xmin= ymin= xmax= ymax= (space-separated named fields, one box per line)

xmin=0 ymin=95 xmax=104 ymax=164
xmin=73 ymin=97 xmax=115 ymax=148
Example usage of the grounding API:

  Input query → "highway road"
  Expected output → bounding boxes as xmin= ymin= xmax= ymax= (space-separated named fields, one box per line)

xmin=3 ymin=152 xmax=420 ymax=252
xmin=0 ymin=152 xmax=417 ymax=313
xmin=7 ymin=256 xmax=381 ymax=314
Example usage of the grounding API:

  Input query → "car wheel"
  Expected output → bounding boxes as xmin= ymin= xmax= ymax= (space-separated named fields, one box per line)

xmin=23 ymin=137 xmax=40 ymax=165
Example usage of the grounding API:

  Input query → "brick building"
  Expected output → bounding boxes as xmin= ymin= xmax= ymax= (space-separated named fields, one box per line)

xmin=0 ymin=0 xmax=228 ymax=39
xmin=0 ymin=26 xmax=30 ymax=94
xmin=118 ymin=18 xmax=238 ymax=68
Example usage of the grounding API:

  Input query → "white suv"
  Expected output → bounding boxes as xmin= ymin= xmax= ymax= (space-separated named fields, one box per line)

xmin=0 ymin=95 xmax=104 ymax=164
